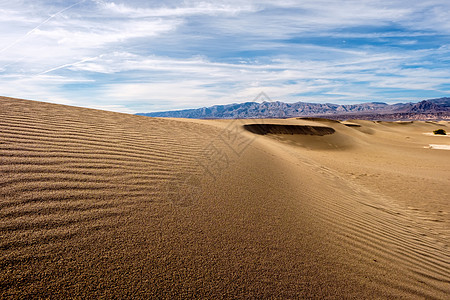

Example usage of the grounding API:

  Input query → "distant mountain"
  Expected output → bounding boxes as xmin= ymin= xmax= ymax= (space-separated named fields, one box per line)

xmin=315 ymin=98 xmax=450 ymax=121
xmin=137 ymin=97 xmax=450 ymax=120
xmin=406 ymin=99 xmax=448 ymax=113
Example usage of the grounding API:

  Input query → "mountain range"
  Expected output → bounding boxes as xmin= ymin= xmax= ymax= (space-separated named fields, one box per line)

xmin=137 ymin=97 xmax=450 ymax=120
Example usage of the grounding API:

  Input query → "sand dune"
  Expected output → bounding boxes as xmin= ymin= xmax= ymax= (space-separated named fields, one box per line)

xmin=1 ymin=97 xmax=449 ymax=298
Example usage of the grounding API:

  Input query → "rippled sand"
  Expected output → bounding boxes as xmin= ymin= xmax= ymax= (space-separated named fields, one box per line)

xmin=1 ymin=96 xmax=449 ymax=298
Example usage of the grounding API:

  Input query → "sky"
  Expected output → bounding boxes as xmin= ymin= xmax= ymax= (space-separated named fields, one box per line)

xmin=0 ymin=0 xmax=449 ymax=113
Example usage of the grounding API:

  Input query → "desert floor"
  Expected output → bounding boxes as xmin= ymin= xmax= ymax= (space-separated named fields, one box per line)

xmin=1 ymin=97 xmax=449 ymax=298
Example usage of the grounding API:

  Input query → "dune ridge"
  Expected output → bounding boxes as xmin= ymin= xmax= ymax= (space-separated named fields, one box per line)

xmin=1 ymin=97 xmax=449 ymax=298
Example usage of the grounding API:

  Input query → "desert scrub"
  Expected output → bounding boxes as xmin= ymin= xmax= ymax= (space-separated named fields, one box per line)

xmin=433 ymin=129 xmax=447 ymax=135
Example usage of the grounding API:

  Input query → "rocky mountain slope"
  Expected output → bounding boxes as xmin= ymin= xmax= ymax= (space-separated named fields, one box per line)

xmin=138 ymin=98 xmax=449 ymax=120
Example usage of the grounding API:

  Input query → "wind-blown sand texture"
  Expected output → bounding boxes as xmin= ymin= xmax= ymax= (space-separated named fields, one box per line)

xmin=1 ymin=96 xmax=449 ymax=298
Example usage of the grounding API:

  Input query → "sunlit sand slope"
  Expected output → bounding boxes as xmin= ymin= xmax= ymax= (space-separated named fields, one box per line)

xmin=1 ymin=97 xmax=449 ymax=298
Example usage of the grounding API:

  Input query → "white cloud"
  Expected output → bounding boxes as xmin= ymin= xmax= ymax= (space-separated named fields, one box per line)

xmin=32 ymin=19 xmax=180 ymax=48
xmin=95 ymin=0 xmax=255 ymax=17
xmin=0 ymin=0 xmax=449 ymax=112
xmin=58 ymin=49 xmax=449 ymax=112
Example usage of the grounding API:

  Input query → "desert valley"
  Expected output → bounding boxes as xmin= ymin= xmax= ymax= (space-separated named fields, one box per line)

xmin=1 ymin=96 xmax=449 ymax=298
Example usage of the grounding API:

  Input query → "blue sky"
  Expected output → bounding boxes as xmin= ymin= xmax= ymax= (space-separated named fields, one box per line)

xmin=0 ymin=0 xmax=449 ymax=113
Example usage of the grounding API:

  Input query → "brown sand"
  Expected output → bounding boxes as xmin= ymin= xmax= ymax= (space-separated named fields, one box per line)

xmin=1 ymin=97 xmax=449 ymax=298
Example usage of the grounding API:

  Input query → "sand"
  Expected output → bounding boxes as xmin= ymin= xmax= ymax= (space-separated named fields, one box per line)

xmin=1 ymin=96 xmax=449 ymax=298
